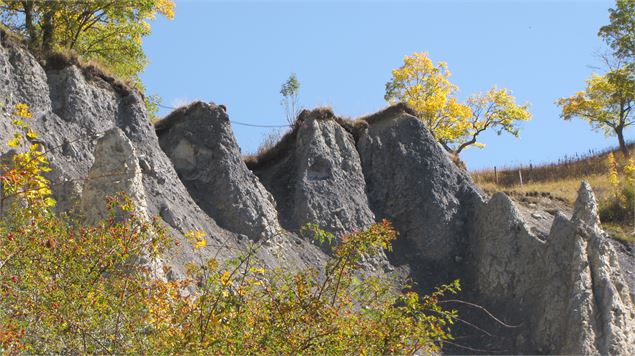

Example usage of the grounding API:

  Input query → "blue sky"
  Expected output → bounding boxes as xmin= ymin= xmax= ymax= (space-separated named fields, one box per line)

xmin=141 ymin=0 xmax=630 ymax=170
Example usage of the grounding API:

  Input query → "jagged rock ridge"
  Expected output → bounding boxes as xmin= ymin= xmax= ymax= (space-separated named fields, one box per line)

xmin=1 ymin=30 xmax=633 ymax=354
xmin=469 ymin=184 xmax=634 ymax=353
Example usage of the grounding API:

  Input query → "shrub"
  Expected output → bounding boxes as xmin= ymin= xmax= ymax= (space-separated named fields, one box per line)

xmin=600 ymin=184 xmax=634 ymax=225
xmin=159 ymin=221 xmax=460 ymax=354
xmin=599 ymin=153 xmax=634 ymax=229
xmin=255 ymin=129 xmax=283 ymax=156
xmin=1 ymin=103 xmax=170 ymax=353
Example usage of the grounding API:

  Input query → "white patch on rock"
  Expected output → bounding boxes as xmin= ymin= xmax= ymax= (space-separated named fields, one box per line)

xmin=80 ymin=128 xmax=147 ymax=222
xmin=80 ymin=128 xmax=165 ymax=280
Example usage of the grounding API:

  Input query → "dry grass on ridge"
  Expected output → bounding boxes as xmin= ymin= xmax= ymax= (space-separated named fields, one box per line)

xmin=472 ymin=144 xmax=635 ymax=242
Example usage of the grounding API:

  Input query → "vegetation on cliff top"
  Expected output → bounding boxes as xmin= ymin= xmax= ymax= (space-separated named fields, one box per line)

xmin=0 ymin=0 xmax=174 ymax=81
xmin=472 ymin=145 xmax=635 ymax=242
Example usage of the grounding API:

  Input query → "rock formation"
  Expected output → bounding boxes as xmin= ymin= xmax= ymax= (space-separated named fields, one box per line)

xmin=356 ymin=106 xmax=484 ymax=289
xmin=247 ymin=108 xmax=375 ymax=237
xmin=468 ymin=184 xmax=634 ymax=353
xmin=80 ymin=127 xmax=168 ymax=280
xmin=156 ymin=102 xmax=281 ymax=241
xmin=0 ymin=28 xmax=325 ymax=280
xmin=1 ymin=29 xmax=633 ymax=354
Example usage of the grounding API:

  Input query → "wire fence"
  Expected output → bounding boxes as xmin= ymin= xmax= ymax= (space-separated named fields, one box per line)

xmin=472 ymin=141 xmax=635 ymax=187
xmin=157 ymin=103 xmax=291 ymax=128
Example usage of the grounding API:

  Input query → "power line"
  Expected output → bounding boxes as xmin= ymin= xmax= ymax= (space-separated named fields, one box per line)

xmin=157 ymin=103 xmax=291 ymax=128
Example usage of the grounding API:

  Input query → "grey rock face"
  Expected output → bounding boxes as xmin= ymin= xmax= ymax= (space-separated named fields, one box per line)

xmin=467 ymin=192 xmax=540 ymax=300
xmin=249 ymin=109 xmax=375 ymax=237
xmin=572 ymin=180 xmax=602 ymax=230
xmin=0 ymin=33 xmax=316 ymax=280
xmin=469 ymin=183 xmax=635 ymax=354
xmin=0 ymin=31 xmax=51 ymax=112
xmin=356 ymin=111 xmax=484 ymax=291
xmin=156 ymin=102 xmax=281 ymax=241
xmin=80 ymin=128 xmax=147 ymax=223
xmin=292 ymin=110 xmax=375 ymax=235
xmin=358 ymin=112 xmax=483 ymax=260
xmin=81 ymin=128 xmax=167 ymax=280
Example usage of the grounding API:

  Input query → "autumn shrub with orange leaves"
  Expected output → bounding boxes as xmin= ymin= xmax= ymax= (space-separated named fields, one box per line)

xmin=1 ymin=103 xmax=459 ymax=354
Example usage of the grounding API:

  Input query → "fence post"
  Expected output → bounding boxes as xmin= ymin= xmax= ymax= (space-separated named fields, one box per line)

xmin=518 ymin=169 xmax=523 ymax=187
xmin=529 ymin=163 xmax=533 ymax=182
xmin=494 ymin=166 xmax=498 ymax=185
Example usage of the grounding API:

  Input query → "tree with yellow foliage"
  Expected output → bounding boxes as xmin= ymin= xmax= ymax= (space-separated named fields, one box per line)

xmin=624 ymin=157 xmax=635 ymax=185
xmin=558 ymin=1 xmax=634 ymax=158
xmin=0 ymin=0 xmax=175 ymax=81
xmin=385 ymin=52 xmax=531 ymax=156
xmin=459 ymin=87 xmax=532 ymax=155
xmin=557 ymin=67 xmax=634 ymax=158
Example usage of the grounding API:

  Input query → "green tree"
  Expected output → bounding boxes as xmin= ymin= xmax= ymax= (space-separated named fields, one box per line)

xmin=0 ymin=0 xmax=175 ymax=81
xmin=557 ymin=67 xmax=634 ymax=157
xmin=598 ymin=0 xmax=635 ymax=63
xmin=385 ymin=52 xmax=531 ymax=156
xmin=280 ymin=73 xmax=301 ymax=125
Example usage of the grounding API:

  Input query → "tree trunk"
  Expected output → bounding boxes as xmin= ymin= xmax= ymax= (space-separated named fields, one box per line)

xmin=41 ymin=8 xmax=55 ymax=53
xmin=455 ymin=138 xmax=475 ymax=155
xmin=616 ymin=126 xmax=629 ymax=158
xmin=439 ymin=140 xmax=454 ymax=154
xmin=21 ymin=1 xmax=38 ymax=48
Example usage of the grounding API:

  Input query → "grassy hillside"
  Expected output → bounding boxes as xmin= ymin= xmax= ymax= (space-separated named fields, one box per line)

xmin=472 ymin=143 xmax=635 ymax=242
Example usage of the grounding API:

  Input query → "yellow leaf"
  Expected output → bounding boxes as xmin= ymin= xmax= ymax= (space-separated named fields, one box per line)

xmin=26 ymin=130 xmax=38 ymax=140
xmin=44 ymin=197 xmax=57 ymax=207
xmin=186 ymin=229 xmax=207 ymax=249
xmin=193 ymin=237 xmax=206 ymax=249
xmin=13 ymin=103 xmax=32 ymax=119
xmin=8 ymin=137 xmax=20 ymax=148
xmin=249 ymin=267 xmax=266 ymax=274
xmin=220 ymin=271 xmax=231 ymax=286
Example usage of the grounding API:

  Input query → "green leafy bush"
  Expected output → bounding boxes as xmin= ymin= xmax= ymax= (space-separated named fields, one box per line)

xmin=600 ymin=184 xmax=634 ymax=225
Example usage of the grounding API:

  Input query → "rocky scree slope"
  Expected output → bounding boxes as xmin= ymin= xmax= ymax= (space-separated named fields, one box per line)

xmin=0 ymin=31 xmax=633 ymax=354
